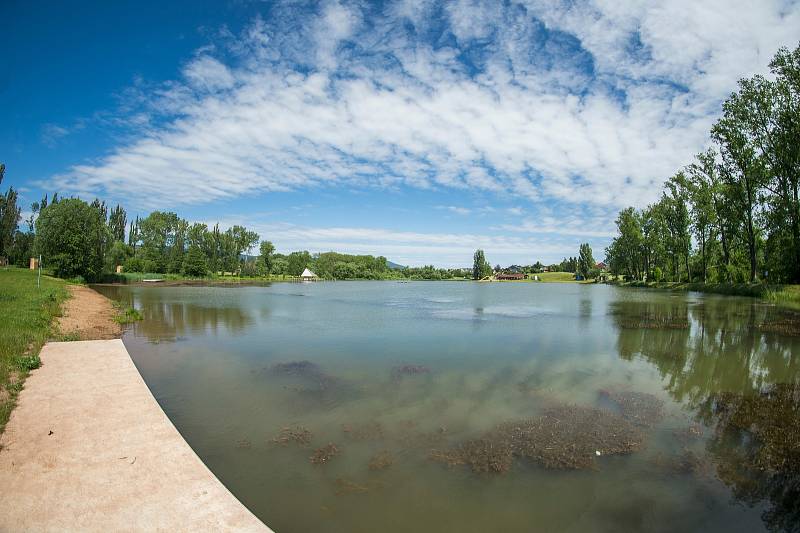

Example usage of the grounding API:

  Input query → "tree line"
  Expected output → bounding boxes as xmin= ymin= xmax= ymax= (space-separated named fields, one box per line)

xmin=606 ymin=43 xmax=800 ymax=284
xmin=0 ymin=187 xmax=479 ymax=281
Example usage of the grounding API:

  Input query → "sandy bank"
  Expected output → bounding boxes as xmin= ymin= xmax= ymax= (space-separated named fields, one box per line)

xmin=58 ymin=284 xmax=122 ymax=340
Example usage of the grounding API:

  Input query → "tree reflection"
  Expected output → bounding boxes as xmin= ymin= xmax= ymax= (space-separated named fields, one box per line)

xmin=124 ymin=290 xmax=254 ymax=341
xmin=702 ymin=385 xmax=800 ymax=533
xmin=611 ymin=297 xmax=800 ymax=531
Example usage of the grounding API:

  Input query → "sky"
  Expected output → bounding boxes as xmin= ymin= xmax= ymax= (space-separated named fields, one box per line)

xmin=2 ymin=0 xmax=799 ymax=267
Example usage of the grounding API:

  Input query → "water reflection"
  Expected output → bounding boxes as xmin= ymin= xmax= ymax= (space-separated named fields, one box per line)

xmin=702 ymin=384 xmax=800 ymax=533
xmin=611 ymin=296 xmax=800 ymax=531
xmin=96 ymin=285 xmax=254 ymax=341
xmin=93 ymin=282 xmax=800 ymax=533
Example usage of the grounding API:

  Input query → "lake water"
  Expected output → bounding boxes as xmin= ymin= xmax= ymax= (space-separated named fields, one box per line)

xmin=93 ymin=281 xmax=800 ymax=533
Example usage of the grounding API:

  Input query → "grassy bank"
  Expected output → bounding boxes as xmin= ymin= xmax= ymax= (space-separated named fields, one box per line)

xmin=535 ymin=271 xmax=584 ymax=283
xmin=0 ymin=267 xmax=70 ymax=434
xmin=608 ymin=279 xmax=800 ymax=309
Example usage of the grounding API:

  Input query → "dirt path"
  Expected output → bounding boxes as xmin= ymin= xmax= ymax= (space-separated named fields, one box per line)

xmin=58 ymin=285 xmax=122 ymax=340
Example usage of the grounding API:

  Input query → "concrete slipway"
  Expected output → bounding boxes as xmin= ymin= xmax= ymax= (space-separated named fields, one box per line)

xmin=0 ymin=339 xmax=272 ymax=532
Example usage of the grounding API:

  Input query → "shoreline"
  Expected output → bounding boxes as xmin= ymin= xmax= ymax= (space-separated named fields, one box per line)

xmin=605 ymin=280 xmax=800 ymax=309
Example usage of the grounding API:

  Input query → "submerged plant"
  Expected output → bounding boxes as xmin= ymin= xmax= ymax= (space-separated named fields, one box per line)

xmin=271 ymin=425 xmax=313 ymax=447
xmin=342 ymin=421 xmax=384 ymax=441
xmin=600 ymin=389 xmax=665 ymax=427
xmin=391 ymin=364 xmax=430 ymax=381
xmin=310 ymin=443 xmax=340 ymax=464
xmin=431 ymin=404 xmax=645 ymax=474
xmin=368 ymin=450 xmax=394 ymax=471
xmin=270 ymin=360 xmax=338 ymax=391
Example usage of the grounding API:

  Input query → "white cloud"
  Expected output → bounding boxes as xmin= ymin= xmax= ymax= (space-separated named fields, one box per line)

xmin=43 ymin=1 xmax=800 ymax=223
xmin=183 ymin=56 xmax=236 ymax=91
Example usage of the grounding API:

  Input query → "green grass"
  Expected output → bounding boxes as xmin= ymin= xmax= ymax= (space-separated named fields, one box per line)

xmin=113 ymin=306 xmax=143 ymax=325
xmin=535 ymin=271 xmax=582 ymax=283
xmin=0 ymin=267 xmax=69 ymax=434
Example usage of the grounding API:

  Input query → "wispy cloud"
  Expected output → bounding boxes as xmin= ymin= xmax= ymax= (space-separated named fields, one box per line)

xmin=40 ymin=123 xmax=70 ymax=147
xmin=43 ymin=0 xmax=800 ymax=224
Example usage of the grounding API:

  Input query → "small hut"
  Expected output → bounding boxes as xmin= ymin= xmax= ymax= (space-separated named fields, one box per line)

xmin=300 ymin=268 xmax=318 ymax=282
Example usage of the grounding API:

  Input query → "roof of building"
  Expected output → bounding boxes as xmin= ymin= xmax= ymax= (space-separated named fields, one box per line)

xmin=300 ymin=268 xmax=317 ymax=277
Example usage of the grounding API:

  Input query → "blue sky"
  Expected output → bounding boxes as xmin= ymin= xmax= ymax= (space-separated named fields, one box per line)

xmin=3 ymin=0 xmax=799 ymax=266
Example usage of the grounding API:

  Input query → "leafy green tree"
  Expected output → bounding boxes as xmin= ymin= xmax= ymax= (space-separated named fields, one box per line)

xmin=105 ymin=240 xmax=132 ymax=272
xmin=259 ymin=241 xmax=275 ymax=275
xmin=287 ymin=250 xmax=312 ymax=276
xmin=712 ymin=89 xmax=765 ymax=282
xmin=0 ymin=164 xmax=22 ymax=259
xmin=662 ymin=178 xmax=692 ymax=281
xmin=137 ymin=211 xmax=182 ymax=273
xmin=472 ymin=249 xmax=491 ymax=279
xmin=182 ymin=244 xmax=208 ymax=277
xmin=577 ymin=243 xmax=595 ymax=279
xmin=34 ymin=198 xmax=108 ymax=280
xmin=108 ymin=204 xmax=127 ymax=243
xmin=607 ymin=208 xmax=644 ymax=280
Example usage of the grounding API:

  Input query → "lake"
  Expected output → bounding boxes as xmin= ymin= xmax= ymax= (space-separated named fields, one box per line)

xmin=93 ymin=281 xmax=800 ymax=533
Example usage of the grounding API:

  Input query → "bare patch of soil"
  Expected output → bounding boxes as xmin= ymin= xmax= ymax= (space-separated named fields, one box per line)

xmin=58 ymin=285 xmax=122 ymax=340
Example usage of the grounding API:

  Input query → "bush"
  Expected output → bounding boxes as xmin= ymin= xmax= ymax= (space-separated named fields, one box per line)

xmin=653 ymin=267 xmax=663 ymax=282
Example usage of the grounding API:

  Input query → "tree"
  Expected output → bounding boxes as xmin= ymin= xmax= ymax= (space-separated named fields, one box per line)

xmin=105 ymin=240 xmax=132 ymax=272
xmin=712 ymin=88 xmax=766 ymax=282
xmin=0 ymin=163 xmax=22 ymax=259
xmin=287 ymin=251 xmax=312 ymax=276
xmin=662 ymin=178 xmax=692 ymax=281
xmin=577 ymin=243 xmax=595 ymax=279
xmin=606 ymin=208 xmax=644 ymax=280
xmin=472 ymin=249 xmax=491 ymax=279
xmin=684 ymin=152 xmax=720 ymax=283
xmin=34 ymin=198 xmax=108 ymax=280
xmin=182 ymin=245 xmax=208 ymax=277
xmin=259 ymin=241 xmax=275 ymax=275
xmin=108 ymin=204 xmax=127 ymax=243
xmin=137 ymin=211 xmax=182 ymax=273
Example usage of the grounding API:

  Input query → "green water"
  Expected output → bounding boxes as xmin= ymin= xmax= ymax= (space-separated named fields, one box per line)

xmin=93 ymin=282 xmax=800 ymax=533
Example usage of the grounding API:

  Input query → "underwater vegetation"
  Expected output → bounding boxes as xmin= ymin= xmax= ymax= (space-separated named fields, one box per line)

xmin=271 ymin=425 xmax=313 ymax=447
xmin=702 ymin=383 xmax=800 ymax=532
xmin=600 ymin=390 xmax=665 ymax=427
xmin=342 ymin=421 xmax=385 ymax=441
xmin=310 ymin=443 xmax=341 ymax=465
xmin=391 ymin=364 xmax=430 ymax=381
xmin=431 ymin=404 xmax=645 ymax=473
xmin=614 ymin=312 xmax=690 ymax=330
xmin=649 ymin=449 xmax=708 ymax=476
xmin=368 ymin=450 xmax=394 ymax=470
xmin=756 ymin=311 xmax=800 ymax=337
xmin=270 ymin=360 xmax=339 ymax=390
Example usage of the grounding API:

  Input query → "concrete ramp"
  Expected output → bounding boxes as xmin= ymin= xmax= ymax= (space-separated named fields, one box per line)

xmin=0 ymin=340 xmax=271 ymax=532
